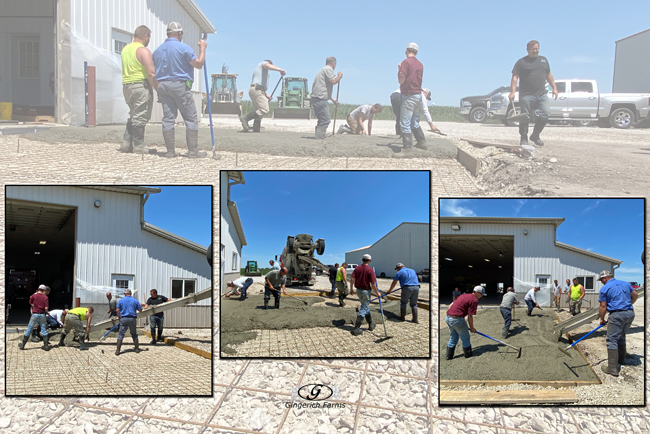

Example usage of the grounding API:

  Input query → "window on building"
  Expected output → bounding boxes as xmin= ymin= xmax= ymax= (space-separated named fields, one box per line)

xmin=171 ymin=279 xmax=197 ymax=298
xmin=232 ymin=252 xmax=238 ymax=270
xmin=19 ymin=40 xmax=40 ymax=79
xmin=112 ymin=29 xmax=132 ymax=55
xmin=115 ymin=280 xmax=129 ymax=289
xmin=576 ymin=276 xmax=595 ymax=291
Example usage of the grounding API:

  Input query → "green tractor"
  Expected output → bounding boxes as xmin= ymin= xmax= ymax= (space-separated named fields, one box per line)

xmin=244 ymin=260 xmax=262 ymax=276
xmin=274 ymin=77 xmax=311 ymax=119
xmin=207 ymin=64 xmax=242 ymax=116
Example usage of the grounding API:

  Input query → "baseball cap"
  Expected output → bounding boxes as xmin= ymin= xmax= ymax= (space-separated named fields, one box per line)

xmin=473 ymin=285 xmax=487 ymax=296
xmin=38 ymin=284 xmax=47 ymax=291
xmin=406 ymin=42 xmax=419 ymax=52
xmin=394 ymin=263 xmax=405 ymax=270
xmin=167 ymin=22 xmax=183 ymax=33
xmin=422 ymin=88 xmax=432 ymax=100
xmin=362 ymin=254 xmax=372 ymax=261
xmin=597 ymin=270 xmax=613 ymax=280
xmin=227 ymin=281 xmax=233 ymax=286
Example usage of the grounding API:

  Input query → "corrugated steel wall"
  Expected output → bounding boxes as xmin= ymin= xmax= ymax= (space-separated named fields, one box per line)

xmin=6 ymin=187 xmax=212 ymax=318
xmin=613 ymin=31 xmax=650 ymax=93
xmin=345 ymin=223 xmax=430 ymax=278
xmin=220 ymin=172 xmax=243 ymax=294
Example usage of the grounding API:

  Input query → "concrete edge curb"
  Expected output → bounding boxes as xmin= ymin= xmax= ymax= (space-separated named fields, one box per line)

xmin=143 ymin=330 xmax=211 ymax=360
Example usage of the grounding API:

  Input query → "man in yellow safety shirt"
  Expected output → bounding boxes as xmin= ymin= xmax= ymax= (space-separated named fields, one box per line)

xmin=336 ymin=262 xmax=349 ymax=307
xmin=59 ymin=306 xmax=94 ymax=350
xmin=568 ymin=277 xmax=585 ymax=316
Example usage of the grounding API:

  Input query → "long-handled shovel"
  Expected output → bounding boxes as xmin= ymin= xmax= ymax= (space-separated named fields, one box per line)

xmin=475 ymin=330 xmax=522 ymax=358
xmin=285 ymin=292 xmax=308 ymax=305
xmin=331 ymin=82 xmax=341 ymax=136
xmin=558 ymin=322 xmax=606 ymax=357
xmin=269 ymin=77 xmax=282 ymax=100
xmin=201 ymin=32 xmax=220 ymax=160
xmin=506 ymin=98 xmax=529 ymax=123
xmin=99 ymin=323 xmax=119 ymax=341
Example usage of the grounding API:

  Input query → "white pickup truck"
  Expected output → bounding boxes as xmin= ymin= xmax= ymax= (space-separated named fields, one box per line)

xmin=487 ymin=79 xmax=650 ymax=129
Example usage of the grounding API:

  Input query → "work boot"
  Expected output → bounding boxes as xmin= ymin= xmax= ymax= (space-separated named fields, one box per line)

xmin=412 ymin=127 xmax=427 ymax=150
xmin=120 ymin=119 xmax=134 ymax=152
xmin=18 ymin=335 xmax=29 ymax=350
xmin=337 ymin=124 xmax=351 ymax=134
xmin=463 ymin=346 xmax=473 ymax=358
xmin=186 ymin=129 xmax=206 ymax=158
xmin=42 ymin=334 xmax=51 ymax=351
xmin=239 ymin=293 xmax=246 ymax=301
xmin=150 ymin=330 xmax=157 ymax=344
xmin=132 ymin=125 xmax=146 ymax=153
xmin=411 ymin=308 xmax=419 ymax=324
xmin=402 ymin=133 xmax=413 ymax=153
xmin=162 ymin=130 xmax=177 ymax=158
xmin=601 ymin=349 xmax=620 ymax=377
xmin=501 ymin=326 xmax=509 ymax=338
xmin=59 ymin=332 xmax=66 ymax=347
xmin=30 ymin=328 xmax=41 ymax=343
xmin=529 ymin=120 xmax=546 ymax=147
xmin=264 ymin=300 xmax=269 ymax=310
xmin=157 ymin=331 xmax=163 ymax=342
xmin=252 ymin=118 xmax=262 ymax=133
xmin=274 ymin=299 xmax=280 ymax=309
xmin=351 ymin=315 xmax=364 ymax=336
xmin=150 ymin=337 xmax=157 ymax=345
xmin=395 ymin=122 xmax=402 ymax=136
xmin=399 ymin=308 xmax=407 ymax=321
xmin=618 ymin=344 xmax=627 ymax=365
xmin=315 ymin=125 xmax=328 ymax=139
xmin=115 ymin=339 xmax=122 ymax=356
xmin=446 ymin=346 xmax=455 ymax=360
xmin=365 ymin=314 xmax=376 ymax=331
xmin=79 ymin=335 xmax=88 ymax=351
xmin=239 ymin=112 xmax=254 ymax=131
xmin=134 ymin=338 xmax=141 ymax=354
xmin=339 ymin=294 xmax=346 ymax=307
xmin=520 ymin=135 xmax=530 ymax=147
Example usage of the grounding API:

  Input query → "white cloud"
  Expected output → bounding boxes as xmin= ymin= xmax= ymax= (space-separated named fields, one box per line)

xmin=441 ymin=199 xmax=476 ymax=217
xmin=580 ymin=199 xmax=602 ymax=214
xmin=513 ymin=199 xmax=527 ymax=216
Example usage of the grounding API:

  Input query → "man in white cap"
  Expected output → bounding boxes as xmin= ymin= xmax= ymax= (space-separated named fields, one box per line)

xmin=499 ymin=287 xmax=519 ymax=338
xmin=152 ymin=22 xmax=207 ymax=158
xmin=385 ymin=263 xmax=421 ymax=323
xmin=350 ymin=254 xmax=380 ymax=335
xmin=524 ymin=286 xmax=542 ymax=316
xmin=240 ymin=60 xmax=286 ymax=132
xmin=389 ymin=87 xmax=440 ymax=138
xmin=227 ymin=276 xmax=254 ymax=301
xmin=597 ymin=270 xmax=638 ymax=376
xmin=337 ymin=103 xmax=383 ymax=135
xmin=397 ymin=42 xmax=426 ymax=152
xmin=445 ymin=285 xmax=487 ymax=359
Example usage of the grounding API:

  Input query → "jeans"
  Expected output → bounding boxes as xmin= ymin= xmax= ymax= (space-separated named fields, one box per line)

xmin=312 ymin=97 xmax=331 ymax=128
xmin=264 ymin=285 xmax=281 ymax=302
xmin=46 ymin=315 xmax=60 ymax=329
xmin=519 ymin=93 xmax=550 ymax=134
xmin=525 ymin=299 xmax=536 ymax=315
xmin=400 ymin=93 xmax=422 ymax=134
xmin=25 ymin=313 xmax=48 ymax=337
xmin=500 ymin=307 xmax=512 ymax=329
xmin=118 ymin=317 xmax=138 ymax=341
xmin=446 ymin=316 xmax=471 ymax=348
xmin=357 ymin=289 xmax=371 ymax=317
xmin=241 ymin=278 xmax=254 ymax=297
xmin=329 ymin=280 xmax=337 ymax=294
xmin=400 ymin=285 xmax=420 ymax=309
xmin=158 ymin=81 xmax=199 ymax=131
xmin=150 ymin=315 xmax=164 ymax=338
xmin=606 ymin=310 xmax=634 ymax=350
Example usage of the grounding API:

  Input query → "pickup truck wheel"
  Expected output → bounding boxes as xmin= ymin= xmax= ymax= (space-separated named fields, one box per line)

xmin=502 ymin=109 xmax=520 ymax=127
xmin=469 ymin=107 xmax=487 ymax=123
xmin=609 ymin=108 xmax=634 ymax=129
xmin=572 ymin=120 xmax=594 ymax=127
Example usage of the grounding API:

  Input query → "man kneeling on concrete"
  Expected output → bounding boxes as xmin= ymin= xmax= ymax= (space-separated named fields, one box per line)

xmin=59 ymin=306 xmax=94 ymax=351
xmin=264 ymin=267 xmax=288 ymax=310
xmin=385 ymin=263 xmax=421 ymax=323
xmin=350 ymin=254 xmax=380 ymax=335
xmin=445 ymin=285 xmax=486 ymax=359
xmin=500 ymin=287 xmax=519 ymax=338
xmin=115 ymin=289 xmax=143 ymax=355
xmin=524 ymin=286 xmax=542 ymax=316
xmin=338 ymin=104 xmax=382 ymax=135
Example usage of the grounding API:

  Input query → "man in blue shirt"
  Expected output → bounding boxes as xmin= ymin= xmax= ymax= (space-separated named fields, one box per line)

xmin=115 ymin=289 xmax=143 ymax=356
xmin=152 ymin=21 xmax=207 ymax=158
xmin=385 ymin=263 xmax=421 ymax=323
xmin=598 ymin=270 xmax=638 ymax=377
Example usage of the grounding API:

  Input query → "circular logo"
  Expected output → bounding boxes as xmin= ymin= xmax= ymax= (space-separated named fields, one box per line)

xmin=298 ymin=384 xmax=333 ymax=401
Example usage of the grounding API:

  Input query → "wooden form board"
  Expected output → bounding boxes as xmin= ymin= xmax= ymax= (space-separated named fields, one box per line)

xmin=440 ymin=379 xmax=600 ymax=389
xmin=461 ymin=137 xmax=520 ymax=150
xmin=440 ymin=389 xmax=578 ymax=405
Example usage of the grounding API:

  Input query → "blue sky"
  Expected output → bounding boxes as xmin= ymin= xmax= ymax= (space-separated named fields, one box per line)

xmin=144 ymin=186 xmax=212 ymax=247
xmin=194 ymin=0 xmax=648 ymax=107
xmin=440 ymin=198 xmax=645 ymax=283
xmin=230 ymin=171 xmax=430 ymax=265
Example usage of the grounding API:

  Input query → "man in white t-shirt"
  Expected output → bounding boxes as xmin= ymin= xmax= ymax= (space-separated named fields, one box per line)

xmin=552 ymin=279 xmax=562 ymax=312
xmin=524 ymin=287 xmax=542 ymax=316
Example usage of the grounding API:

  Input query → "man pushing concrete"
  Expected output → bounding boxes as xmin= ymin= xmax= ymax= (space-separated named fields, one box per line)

xmin=264 ymin=267 xmax=288 ymax=310
xmin=240 ymin=60 xmax=286 ymax=132
xmin=311 ymin=57 xmax=343 ymax=139
xmin=59 ymin=306 xmax=94 ymax=351
xmin=350 ymin=255 xmax=380 ymax=335
xmin=524 ymin=286 xmax=542 ymax=316
xmin=385 ymin=263 xmax=421 ymax=323
xmin=445 ymin=285 xmax=487 ymax=359
xmin=500 ymin=287 xmax=519 ymax=338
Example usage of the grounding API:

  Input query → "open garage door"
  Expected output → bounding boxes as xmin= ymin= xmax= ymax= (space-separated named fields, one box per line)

xmin=439 ymin=235 xmax=514 ymax=306
xmin=5 ymin=200 xmax=76 ymax=325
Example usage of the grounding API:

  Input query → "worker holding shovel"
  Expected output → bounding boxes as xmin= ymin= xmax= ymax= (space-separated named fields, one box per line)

xmin=445 ymin=286 xmax=487 ymax=360
xmin=311 ymin=57 xmax=343 ymax=139
xmin=240 ymin=60 xmax=286 ymax=133
xmin=524 ymin=286 xmax=543 ymax=316
xmin=263 ymin=267 xmax=288 ymax=310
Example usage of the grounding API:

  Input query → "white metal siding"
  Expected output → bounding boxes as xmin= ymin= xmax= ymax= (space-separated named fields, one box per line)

xmin=220 ymin=173 xmax=243 ymax=294
xmin=613 ymin=31 xmax=650 ymax=93
xmin=6 ymin=186 xmax=211 ymax=309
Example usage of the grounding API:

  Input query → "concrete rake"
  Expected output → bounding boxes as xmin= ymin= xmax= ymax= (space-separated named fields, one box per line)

xmin=476 ymin=330 xmax=522 ymax=358
xmin=558 ymin=322 xmax=606 ymax=357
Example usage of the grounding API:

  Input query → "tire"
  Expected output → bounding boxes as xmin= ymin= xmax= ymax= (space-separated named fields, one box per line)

xmin=609 ymin=108 xmax=635 ymax=129
xmin=316 ymin=238 xmax=325 ymax=256
xmin=380 ymin=272 xmax=386 ymax=278
xmin=303 ymin=99 xmax=310 ymax=109
xmin=597 ymin=117 xmax=611 ymax=128
xmin=572 ymin=120 xmax=593 ymax=127
xmin=286 ymin=236 xmax=295 ymax=253
xmin=469 ymin=107 xmax=487 ymax=123
xmin=502 ymin=109 xmax=520 ymax=127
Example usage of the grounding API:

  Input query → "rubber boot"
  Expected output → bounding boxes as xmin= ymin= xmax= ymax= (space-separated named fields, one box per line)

xmin=134 ymin=338 xmax=141 ymax=354
xmin=162 ymin=130 xmax=177 ymax=158
xmin=399 ymin=308 xmax=407 ymax=321
xmin=402 ymin=133 xmax=413 ymax=153
xmin=79 ymin=335 xmax=88 ymax=351
xmin=186 ymin=129 xmax=206 ymax=158
xmin=59 ymin=332 xmax=66 ymax=347
xmin=501 ymin=326 xmax=509 ymax=338
xmin=150 ymin=329 xmax=156 ymax=345
xmin=601 ymin=349 xmax=620 ymax=376
xmin=157 ymin=330 xmax=163 ymax=342
xmin=413 ymin=127 xmax=427 ymax=150
xmin=519 ymin=122 xmax=529 ymax=147
xmin=239 ymin=112 xmax=254 ymax=131
xmin=274 ymin=299 xmax=280 ymax=309
xmin=42 ymin=334 xmax=51 ymax=351
xmin=446 ymin=346 xmax=455 ymax=360
xmin=315 ymin=125 xmax=328 ymax=139
xmin=115 ymin=339 xmax=122 ymax=356
xmin=252 ymin=118 xmax=262 ymax=133
xmin=411 ymin=308 xmax=419 ymax=324
xmin=18 ymin=335 xmax=29 ymax=350
xmin=365 ymin=314 xmax=376 ymax=331
xmin=463 ymin=346 xmax=473 ymax=358
xmin=339 ymin=293 xmax=346 ymax=307
xmin=264 ymin=300 xmax=268 ymax=310
xmin=132 ymin=125 xmax=146 ymax=153
xmin=30 ymin=328 xmax=41 ymax=343
xmin=529 ymin=120 xmax=546 ymax=146
xmin=351 ymin=315 xmax=364 ymax=336
xmin=120 ymin=119 xmax=133 ymax=152
xmin=395 ymin=122 xmax=401 ymax=136
xmin=618 ymin=344 xmax=627 ymax=365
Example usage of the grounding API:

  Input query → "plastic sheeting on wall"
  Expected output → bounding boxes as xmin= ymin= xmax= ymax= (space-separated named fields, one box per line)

xmin=75 ymin=278 xmax=140 ymax=299
xmin=514 ymin=278 xmax=552 ymax=307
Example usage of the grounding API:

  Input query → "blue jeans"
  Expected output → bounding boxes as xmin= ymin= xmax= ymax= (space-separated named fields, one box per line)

xmin=241 ymin=278 xmax=254 ymax=297
xmin=525 ymin=299 xmax=536 ymax=315
xmin=519 ymin=93 xmax=550 ymax=134
xmin=357 ymin=289 xmax=371 ymax=317
xmin=329 ymin=280 xmax=336 ymax=294
xmin=446 ymin=316 xmax=471 ymax=348
xmin=150 ymin=315 xmax=164 ymax=337
xmin=311 ymin=97 xmax=331 ymax=128
xmin=158 ymin=81 xmax=199 ymax=131
xmin=500 ymin=307 xmax=512 ymax=329
xmin=46 ymin=315 xmax=60 ymax=329
xmin=25 ymin=313 xmax=48 ymax=337
xmin=400 ymin=285 xmax=420 ymax=309
xmin=606 ymin=310 xmax=634 ymax=350
xmin=400 ymin=93 xmax=422 ymax=134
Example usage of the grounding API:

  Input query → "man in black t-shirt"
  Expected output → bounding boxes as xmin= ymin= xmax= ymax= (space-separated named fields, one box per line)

xmin=328 ymin=263 xmax=339 ymax=297
xmin=144 ymin=289 xmax=170 ymax=344
xmin=509 ymin=40 xmax=558 ymax=148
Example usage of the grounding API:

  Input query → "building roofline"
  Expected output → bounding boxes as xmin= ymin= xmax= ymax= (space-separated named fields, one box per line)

xmin=555 ymin=241 xmax=623 ymax=265
xmin=347 ymin=245 xmax=372 ymax=253
xmin=615 ymin=28 xmax=650 ymax=43
xmin=78 ymin=186 xmax=161 ymax=195
xmin=142 ymin=222 xmax=207 ymax=254
xmin=440 ymin=216 xmax=565 ymax=227
xmin=177 ymin=0 xmax=216 ymax=33
xmin=345 ymin=222 xmax=428 ymax=254
xmin=227 ymin=201 xmax=247 ymax=246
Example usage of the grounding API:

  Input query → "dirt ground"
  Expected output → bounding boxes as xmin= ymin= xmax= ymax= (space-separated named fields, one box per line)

xmin=439 ymin=308 xmax=598 ymax=382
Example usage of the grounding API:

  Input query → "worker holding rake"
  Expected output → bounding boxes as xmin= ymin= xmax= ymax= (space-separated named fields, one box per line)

xmin=445 ymin=286 xmax=487 ymax=359
xmin=263 ymin=267 xmax=288 ymax=310
xmin=350 ymin=255 xmax=380 ymax=336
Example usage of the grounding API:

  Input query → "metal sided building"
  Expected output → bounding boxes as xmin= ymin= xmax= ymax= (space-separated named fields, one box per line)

xmin=220 ymin=171 xmax=247 ymax=295
xmin=439 ymin=217 xmax=622 ymax=306
xmin=345 ymin=222 xmax=430 ymax=279
xmin=5 ymin=186 xmax=211 ymax=327
xmin=613 ymin=28 xmax=650 ymax=93
xmin=0 ymin=0 xmax=215 ymax=125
